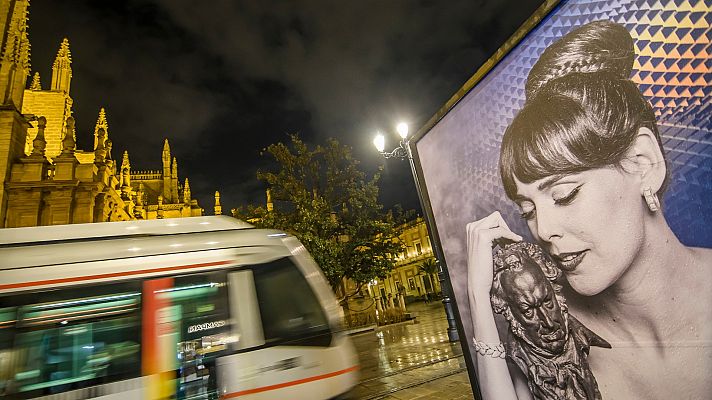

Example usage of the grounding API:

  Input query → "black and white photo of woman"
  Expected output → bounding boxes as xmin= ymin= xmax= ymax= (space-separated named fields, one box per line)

xmin=465 ymin=20 xmax=712 ymax=399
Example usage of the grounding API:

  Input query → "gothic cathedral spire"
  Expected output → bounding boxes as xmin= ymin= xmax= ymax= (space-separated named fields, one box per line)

xmin=171 ymin=157 xmax=179 ymax=203
xmin=0 ymin=0 xmax=30 ymax=107
xmin=162 ymin=138 xmax=171 ymax=202
xmin=51 ymin=38 xmax=71 ymax=93
xmin=120 ymin=151 xmax=131 ymax=185
xmin=94 ymin=128 xmax=107 ymax=164
xmin=214 ymin=191 xmax=222 ymax=215
xmin=120 ymin=151 xmax=132 ymax=200
xmin=183 ymin=178 xmax=191 ymax=204
xmin=30 ymin=72 xmax=41 ymax=90
xmin=93 ymin=107 xmax=109 ymax=151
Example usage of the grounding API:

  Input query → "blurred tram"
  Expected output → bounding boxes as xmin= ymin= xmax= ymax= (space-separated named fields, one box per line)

xmin=0 ymin=216 xmax=359 ymax=399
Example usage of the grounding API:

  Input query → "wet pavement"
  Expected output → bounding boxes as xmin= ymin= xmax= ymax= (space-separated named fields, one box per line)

xmin=350 ymin=301 xmax=475 ymax=400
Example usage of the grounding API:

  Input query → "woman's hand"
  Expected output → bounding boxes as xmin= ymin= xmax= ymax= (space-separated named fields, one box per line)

xmin=466 ymin=211 xmax=522 ymax=298
xmin=466 ymin=211 xmax=527 ymax=400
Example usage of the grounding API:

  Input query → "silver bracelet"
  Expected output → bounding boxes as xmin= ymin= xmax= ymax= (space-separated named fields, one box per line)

xmin=473 ymin=338 xmax=506 ymax=359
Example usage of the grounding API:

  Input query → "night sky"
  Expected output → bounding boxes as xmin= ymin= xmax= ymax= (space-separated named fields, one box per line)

xmin=26 ymin=0 xmax=543 ymax=214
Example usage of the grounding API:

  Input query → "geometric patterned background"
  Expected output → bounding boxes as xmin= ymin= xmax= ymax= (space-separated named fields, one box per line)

xmin=416 ymin=0 xmax=710 ymax=376
xmin=628 ymin=0 xmax=711 ymax=246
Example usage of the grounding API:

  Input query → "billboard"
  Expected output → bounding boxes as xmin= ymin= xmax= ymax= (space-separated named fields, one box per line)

xmin=412 ymin=0 xmax=711 ymax=398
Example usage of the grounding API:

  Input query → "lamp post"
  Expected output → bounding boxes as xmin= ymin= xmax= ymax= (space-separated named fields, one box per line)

xmin=373 ymin=123 xmax=459 ymax=343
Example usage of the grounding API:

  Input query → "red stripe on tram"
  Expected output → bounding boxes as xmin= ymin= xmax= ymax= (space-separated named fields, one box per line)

xmin=221 ymin=365 xmax=360 ymax=398
xmin=0 ymin=260 xmax=232 ymax=290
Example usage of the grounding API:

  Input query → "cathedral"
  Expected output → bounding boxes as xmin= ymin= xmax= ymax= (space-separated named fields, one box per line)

xmin=0 ymin=0 xmax=212 ymax=228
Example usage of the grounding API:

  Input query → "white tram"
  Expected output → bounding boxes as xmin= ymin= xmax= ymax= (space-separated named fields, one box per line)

xmin=0 ymin=216 xmax=359 ymax=399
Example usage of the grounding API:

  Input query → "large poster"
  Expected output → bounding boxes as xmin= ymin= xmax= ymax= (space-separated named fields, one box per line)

xmin=414 ymin=0 xmax=711 ymax=399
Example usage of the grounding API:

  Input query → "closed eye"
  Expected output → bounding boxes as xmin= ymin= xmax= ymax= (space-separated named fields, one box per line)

xmin=518 ymin=201 xmax=535 ymax=221
xmin=519 ymin=209 xmax=535 ymax=221
xmin=554 ymin=185 xmax=582 ymax=205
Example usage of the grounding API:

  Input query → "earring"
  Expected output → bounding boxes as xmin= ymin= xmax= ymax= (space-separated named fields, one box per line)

xmin=643 ymin=187 xmax=659 ymax=212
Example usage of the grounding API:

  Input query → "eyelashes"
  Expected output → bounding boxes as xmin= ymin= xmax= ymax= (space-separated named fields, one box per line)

xmin=518 ymin=184 xmax=583 ymax=220
xmin=520 ymin=209 xmax=534 ymax=221
xmin=554 ymin=185 xmax=582 ymax=205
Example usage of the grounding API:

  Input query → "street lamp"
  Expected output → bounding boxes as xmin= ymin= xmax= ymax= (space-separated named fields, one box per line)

xmin=373 ymin=123 xmax=459 ymax=343
xmin=373 ymin=134 xmax=385 ymax=152
xmin=396 ymin=122 xmax=409 ymax=139
xmin=373 ymin=128 xmax=409 ymax=159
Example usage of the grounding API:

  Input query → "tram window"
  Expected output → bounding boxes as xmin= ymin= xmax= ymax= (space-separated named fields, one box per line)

xmin=0 ymin=282 xmax=141 ymax=397
xmin=156 ymin=272 xmax=229 ymax=400
xmin=159 ymin=272 xmax=230 ymax=353
xmin=252 ymin=258 xmax=331 ymax=346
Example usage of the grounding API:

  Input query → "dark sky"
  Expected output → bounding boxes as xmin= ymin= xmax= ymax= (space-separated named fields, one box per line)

xmin=27 ymin=0 xmax=543 ymax=214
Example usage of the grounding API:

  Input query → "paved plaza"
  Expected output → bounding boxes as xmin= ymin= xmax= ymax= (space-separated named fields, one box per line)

xmin=350 ymin=301 xmax=476 ymax=399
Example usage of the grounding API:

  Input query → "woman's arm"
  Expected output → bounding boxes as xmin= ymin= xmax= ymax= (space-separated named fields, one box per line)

xmin=466 ymin=211 xmax=528 ymax=400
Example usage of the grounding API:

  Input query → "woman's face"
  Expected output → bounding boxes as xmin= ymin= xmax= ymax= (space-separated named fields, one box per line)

xmin=513 ymin=167 xmax=646 ymax=296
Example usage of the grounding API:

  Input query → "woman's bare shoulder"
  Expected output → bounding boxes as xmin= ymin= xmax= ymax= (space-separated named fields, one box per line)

xmin=686 ymin=247 xmax=712 ymax=306
xmin=668 ymin=247 xmax=712 ymax=343
xmin=691 ymin=246 xmax=712 ymax=269
xmin=674 ymin=246 xmax=712 ymax=308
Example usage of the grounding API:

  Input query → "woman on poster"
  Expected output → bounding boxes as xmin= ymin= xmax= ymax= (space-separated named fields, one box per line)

xmin=466 ymin=20 xmax=712 ymax=399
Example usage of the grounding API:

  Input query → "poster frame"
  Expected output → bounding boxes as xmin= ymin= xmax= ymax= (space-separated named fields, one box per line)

xmin=407 ymin=0 xmax=572 ymax=397
xmin=409 ymin=0 xmax=711 ymax=397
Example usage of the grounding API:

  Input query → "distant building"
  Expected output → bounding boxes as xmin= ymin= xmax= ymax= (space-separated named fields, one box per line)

xmin=344 ymin=217 xmax=441 ymax=311
xmin=340 ymin=216 xmax=440 ymax=327
xmin=359 ymin=216 xmax=441 ymax=308
xmin=0 ymin=1 xmax=206 ymax=227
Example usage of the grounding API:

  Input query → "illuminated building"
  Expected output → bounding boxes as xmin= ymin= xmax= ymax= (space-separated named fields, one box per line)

xmin=366 ymin=216 xmax=441 ymax=308
xmin=0 ymin=0 xmax=207 ymax=227
xmin=341 ymin=216 xmax=441 ymax=327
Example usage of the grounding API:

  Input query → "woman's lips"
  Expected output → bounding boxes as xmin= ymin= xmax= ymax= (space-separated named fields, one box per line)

xmin=552 ymin=250 xmax=587 ymax=272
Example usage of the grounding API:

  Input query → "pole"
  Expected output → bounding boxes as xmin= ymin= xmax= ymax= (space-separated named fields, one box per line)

xmin=405 ymin=143 xmax=459 ymax=342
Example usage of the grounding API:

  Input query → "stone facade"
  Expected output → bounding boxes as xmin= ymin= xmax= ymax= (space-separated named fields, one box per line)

xmin=365 ymin=217 xmax=441 ymax=307
xmin=21 ymin=39 xmax=73 ymax=160
xmin=0 ymin=0 xmax=205 ymax=228
xmin=0 ymin=0 xmax=32 ymax=226
xmin=342 ymin=217 xmax=441 ymax=327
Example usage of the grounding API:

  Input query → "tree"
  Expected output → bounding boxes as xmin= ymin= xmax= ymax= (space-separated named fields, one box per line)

xmin=234 ymin=134 xmax=410 ymax=302
xmin=418 ymin=258 xmax=439 ymax=296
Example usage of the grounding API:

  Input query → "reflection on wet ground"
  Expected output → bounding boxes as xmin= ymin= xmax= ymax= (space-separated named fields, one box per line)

xmin=351 ymin=302 xmax=474 ymax=399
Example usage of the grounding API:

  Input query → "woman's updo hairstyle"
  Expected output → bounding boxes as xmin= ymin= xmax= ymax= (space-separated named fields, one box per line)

xmin=500 ymin=20 xmax=668 ymax=200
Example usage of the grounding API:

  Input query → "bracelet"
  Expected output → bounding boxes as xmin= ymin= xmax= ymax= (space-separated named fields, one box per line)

xmin=473 ymin=338 xmax=506 ymax=359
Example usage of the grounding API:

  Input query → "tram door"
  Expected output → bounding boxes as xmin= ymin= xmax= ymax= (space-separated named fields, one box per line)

xmin=144 ymin=271 xmax=230 ymax=399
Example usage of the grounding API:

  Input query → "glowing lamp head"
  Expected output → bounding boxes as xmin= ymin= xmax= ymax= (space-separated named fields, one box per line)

xmin=373 ymin=133 xmax=385 ymax=152
xmin=396 ymin=122 xmax=409 ymax=139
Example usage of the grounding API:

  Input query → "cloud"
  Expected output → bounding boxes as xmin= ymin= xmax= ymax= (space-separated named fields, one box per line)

xmin=28 ymin=2 xmax=228 ymax=157
xmin=152 ymin=0 xmax=541 ymax=141
xmin=27 ymin=0 xmax=543 ymax=211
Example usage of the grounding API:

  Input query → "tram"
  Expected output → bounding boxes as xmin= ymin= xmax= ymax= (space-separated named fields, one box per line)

xmin=0 ymin=216 xmax=359 ymax=399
